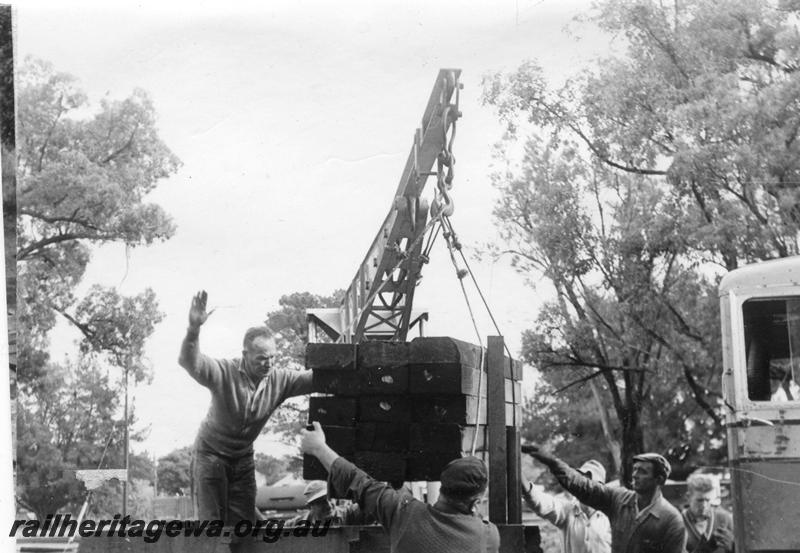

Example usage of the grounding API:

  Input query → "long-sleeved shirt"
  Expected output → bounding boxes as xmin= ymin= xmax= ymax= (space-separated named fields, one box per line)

xmin=523 ymin=483 xmax=611 ymax=553
xmin=549 ymin=459 xmax=686 ymax=553
xmin=328 ymin=456 xmax=500 ymax=553
xmin=185 ymin=353 xmax=313 ymax=458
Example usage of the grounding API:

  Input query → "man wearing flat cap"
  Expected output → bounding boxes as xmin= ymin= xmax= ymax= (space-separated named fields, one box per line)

xmin=301 ymin=421 xmax=500 ymax=552
xmin=521 ymin=459 xmax=611 ymax=553
xmin=525 ymin=447 xmax=685 ymax=553
xmin=289 ymin=480 xmax=369 ymax=526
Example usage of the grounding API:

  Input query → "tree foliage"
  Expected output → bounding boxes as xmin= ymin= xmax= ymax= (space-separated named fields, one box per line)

xmin=266 ymin=290 xmax=345 ymax=365
xmin=157 ymin=446 xmax=192 ymax=496
xmin=16 ymin=57 xmax=180 ymax=384
xmin=16 ymin=358 xmax=144 ymax=519
xmin=16 ymin=57 xmax=178 ymax=517
xmin=0 ymin=6 xmax=12 ymax=149
xmin=482 ymin=0 xmax=800 ymax=482
xmin=521 ymin=367 xmax=619 ymax=477
xmin=485 ymin=0 xmax=800 ymax=269
xmin=70 ymin=286 xmax=164 ymax=382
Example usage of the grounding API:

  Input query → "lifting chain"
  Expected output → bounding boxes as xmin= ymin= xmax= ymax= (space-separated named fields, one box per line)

xmin=420 ymin=71 xmax=461 ymax=273
xmin=431 ymin=72 xmax=461 ymax=220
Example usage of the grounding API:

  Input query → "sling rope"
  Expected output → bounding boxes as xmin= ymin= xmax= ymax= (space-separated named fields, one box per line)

xmin=440 ymin=214 xmax=519 ymax=432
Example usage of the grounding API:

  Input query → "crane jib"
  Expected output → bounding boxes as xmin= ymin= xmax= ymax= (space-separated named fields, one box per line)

xmin=307 ymin=69 xmax=462 ymax=344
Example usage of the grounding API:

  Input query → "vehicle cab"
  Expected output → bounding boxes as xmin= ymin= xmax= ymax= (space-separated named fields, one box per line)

xmin=719 ymin=256 xmax=800 ymax=551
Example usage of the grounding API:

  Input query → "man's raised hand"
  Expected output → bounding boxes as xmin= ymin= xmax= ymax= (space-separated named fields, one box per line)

xmin=189 ymin=290 xmax=214 ymax=329
xmin=522 ymin=443 xmax=558 ymax=467
xmin=300 ymin=421 xmax=327 ymax=457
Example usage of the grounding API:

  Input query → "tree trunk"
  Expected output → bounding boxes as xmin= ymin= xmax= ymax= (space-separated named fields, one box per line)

xmin=588 ymin=378 xmax=622 ymax=477
xmin=618 ymin=405 xmax=645 ymax=487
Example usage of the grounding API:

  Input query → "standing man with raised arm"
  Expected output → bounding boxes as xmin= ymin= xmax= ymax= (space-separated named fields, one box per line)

xmin=179 ymin=290 xmax=313 ymax=525
xmin=524 ymin=446 xmax=685 ymax=553
xmin=521 ymin=458 xmax=612 ymax=553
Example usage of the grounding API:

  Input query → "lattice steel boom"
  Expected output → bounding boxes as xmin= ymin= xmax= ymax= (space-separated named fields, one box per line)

xmin=307 ymin=69 xmax=461 ymax=343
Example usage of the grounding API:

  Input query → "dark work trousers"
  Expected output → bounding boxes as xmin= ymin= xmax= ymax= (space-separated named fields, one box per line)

xmin=193 ymin=447 xmax=256 ymax=525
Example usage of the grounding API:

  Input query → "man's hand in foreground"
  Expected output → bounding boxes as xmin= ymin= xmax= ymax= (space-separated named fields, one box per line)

xmin=300 ymin=422 xmax=339 ymax=471
xmin=521 ymin=443 xmax=559 ymax=468
xmin=301 ymin=421 xmax=328 ymax=456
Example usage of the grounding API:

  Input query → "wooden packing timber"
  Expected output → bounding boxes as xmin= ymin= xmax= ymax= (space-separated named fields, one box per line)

xmin=311 ymin=370 xmax=362 ymax=396
xmin=303 ymin=452 xmax=351 ymax=482
xmin=313 ymin=366 xmax=521 ymax=397
xmin=409 ymin=423 xmax=487 ymax=453
xmin=305 ymin=337 xmax=522 ymax=381
xmin=318 ymin=426 xmax=356 ymax=455
xmin=358 ymin=395 xmax=413 ymax=423
xmin=358 ymin=340 xmax=411 ymax=368
xmin=308 ymin=396 xmax=357 ymax=426
xmin=409 ymin=336 xmax=483 ymax=368
xmin=355 ymin=422 xmax=409 ymax=452
xmin=409 ymin=336 xmax=522 ymax=380
xmin=412 ymin=395 xmax=521 ymax=426
xmin=361 ymin=364 xmax=409 ymax=394
xmin=312 ymin=394 xmax=519 ymax=426
xmin=306 ymin=343 xmax=357 ymax=371
xmin=352 ymin=452 xmax=406 ymax=482
xmin=302 ymin=334 xmax=523 ymax=487
xmin=408 ymin=365 xmax=486 ymax=395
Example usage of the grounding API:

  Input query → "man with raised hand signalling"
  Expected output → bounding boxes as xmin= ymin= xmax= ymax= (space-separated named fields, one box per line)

xmin=524 ymin=445 xmax=685 ymax=553
xmin=521 ymin=458 xmax=611 ymax=553
xmin=300 ymin=421 xmax=500 ymax=552
xmin=179 ymin=290 xmax=313 ymax=524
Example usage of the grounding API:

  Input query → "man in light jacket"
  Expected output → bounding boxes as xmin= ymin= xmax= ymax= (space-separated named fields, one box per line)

xmin=522 ymin=458 xmax=612 ymax=553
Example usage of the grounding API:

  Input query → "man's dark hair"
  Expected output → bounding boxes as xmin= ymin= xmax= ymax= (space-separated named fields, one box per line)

xmin=242 ymin=326 xmax=274 ymax=349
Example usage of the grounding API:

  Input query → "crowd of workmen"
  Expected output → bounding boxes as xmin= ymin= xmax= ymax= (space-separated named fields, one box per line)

xmin=179 ymin=291 xmax=735 ymax=553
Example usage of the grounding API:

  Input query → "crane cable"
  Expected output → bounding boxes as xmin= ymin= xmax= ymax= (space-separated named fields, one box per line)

xmin=428 ymin=77 xmax=519 ymax=454
xmin=439 ymin=214 xmax=519 ymax=455
xmin=443 ymin=214 xmax=515 ymax=361
xmin=441 ymin=224 xmax=485 ymax=456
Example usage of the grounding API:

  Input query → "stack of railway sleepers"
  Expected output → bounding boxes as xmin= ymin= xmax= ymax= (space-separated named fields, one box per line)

xmin=303 ymin=336 xmax=522 ymax=482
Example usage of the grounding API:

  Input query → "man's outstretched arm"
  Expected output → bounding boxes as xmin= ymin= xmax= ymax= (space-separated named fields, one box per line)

xmin=178 ymin=290 xmax=220 ymax=387
xmin=301 ymin=422 xmax=402 ymax=528
xmin=524 ymin=445 xmax=615 ymax=516
xmin=520 ymin=480 xmax=571 ymax=528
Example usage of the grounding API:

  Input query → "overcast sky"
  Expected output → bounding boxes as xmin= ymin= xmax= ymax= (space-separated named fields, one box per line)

xmin=16 ymin=0 xmax=609 ymax=458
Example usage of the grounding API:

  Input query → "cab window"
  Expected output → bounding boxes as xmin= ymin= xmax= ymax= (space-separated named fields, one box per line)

xmin=743 ymin=297 xmax=800 ymax=402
